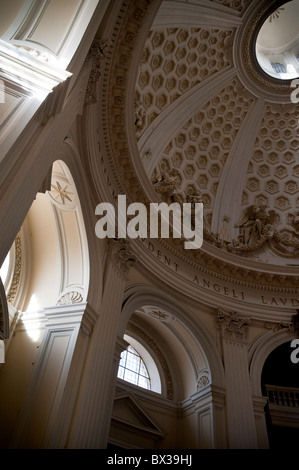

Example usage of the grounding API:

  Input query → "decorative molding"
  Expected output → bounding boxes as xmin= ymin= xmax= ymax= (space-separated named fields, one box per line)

xmin=139 ymin=305 xmax=176 ymax=323
xmin=152 ymin=169 xmax=180 ymax=197
xmin=13 ymin=44 xmax=51 ymax=62
xmin=50 ymin=180 xmax=73 ymax=205
xmin=196 ymin=368 xmax=211 ymax=390
xmin=265 ymin=311 xmax=299 ymax=337
xmin=7 ymin=233 xmax=22 ymax=306
xmin=48 ymin=174 xmax=76 ymax=210
xmin=209 ymin=0 xmax=251 ymax=13
xmin=84 ymin=39 xmax=108 ymax=106
xmin=57 ymin=291 xmax=84 ymax=306
xmin=108 ymin=239 xmax=137 ymax=273
xmin=0 ymin=39 xmax=71 ymax=93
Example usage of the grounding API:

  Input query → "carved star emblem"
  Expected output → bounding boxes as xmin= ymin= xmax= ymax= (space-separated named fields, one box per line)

xmin=150 ymin=310 xmax=168 ymax=320
xmin=51 ymin=181 xmax=73 ymax=205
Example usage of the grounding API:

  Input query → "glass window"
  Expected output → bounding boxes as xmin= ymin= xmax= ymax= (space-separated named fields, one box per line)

xmin=271 ymin=62 xmax=286 ymax=73
xmin=117 ymin=345 xmax=151 ymax=390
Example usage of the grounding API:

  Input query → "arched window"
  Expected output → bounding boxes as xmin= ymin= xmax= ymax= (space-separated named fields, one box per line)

xmin=118 ymin=344 xmax=151 ymax=390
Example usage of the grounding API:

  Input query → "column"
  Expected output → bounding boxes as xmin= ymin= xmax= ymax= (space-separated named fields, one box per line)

xmin=217 ymin=309 xmax=258 ymax=448
xmin=65 ymin=239 xmax=136 ymax=449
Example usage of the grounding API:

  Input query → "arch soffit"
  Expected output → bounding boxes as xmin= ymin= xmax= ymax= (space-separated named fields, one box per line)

xmin=17 ymin=138 xmax=93 ymax=312
xmin=54 ymin=137 xmax=104 ymax=308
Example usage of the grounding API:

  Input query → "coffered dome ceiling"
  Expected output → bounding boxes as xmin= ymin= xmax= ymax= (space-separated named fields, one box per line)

xmin=88 ymin=0 xmax=299 ymax=297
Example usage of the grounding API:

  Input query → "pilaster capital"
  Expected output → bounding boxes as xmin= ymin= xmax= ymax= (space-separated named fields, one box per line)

xmin=108 ymin=238 xmax=137 ymax=276
xmin=217 ymin=309 xmax=250 ymax=342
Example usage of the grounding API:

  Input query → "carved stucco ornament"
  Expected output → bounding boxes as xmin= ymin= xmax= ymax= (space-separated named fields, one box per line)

xmin=57 ymin=291 xmax=84 ymax=305
xmin=217 ymin=310 xmax=250 ymax=341
xmin=265 ymin=311 xmax=299 ymax=337
xmin=7 ymin=233 xmax=22 ymax=306
xmin=197 ymin=368 xmax=210 ymax=390
xmin=109 ymin=239 xmax=137 ymax=273
xmin=84 ymin=39 xmax=108 ymax=106
xmin=205 ymin=204 xmax=299 ymax=256
xmin=152 ymin=169 xmax=180 ymax=196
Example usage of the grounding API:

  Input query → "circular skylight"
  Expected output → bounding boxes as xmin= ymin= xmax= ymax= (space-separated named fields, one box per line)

xmin=255 ymin=1 xmax=299 ymax=80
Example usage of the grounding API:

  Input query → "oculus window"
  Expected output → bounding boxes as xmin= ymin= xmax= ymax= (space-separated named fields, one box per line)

xmin=255 ymin=1 xmax=299 ymax=80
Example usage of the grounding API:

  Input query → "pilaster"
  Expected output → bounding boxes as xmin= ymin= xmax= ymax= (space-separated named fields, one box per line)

xmin=190 ymin=384 xmax=227 ymax=449
xmin=252 ymin=395 xmax=269 ymax=449
xmin=217 ymin=309 xmax=258 ymax=448
xmin=65 ymin=239 xmax=136 ymax=449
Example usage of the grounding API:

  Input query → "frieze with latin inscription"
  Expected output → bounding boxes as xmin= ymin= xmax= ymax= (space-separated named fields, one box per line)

xmin=141 ymin=239 xmax=299 ymax=308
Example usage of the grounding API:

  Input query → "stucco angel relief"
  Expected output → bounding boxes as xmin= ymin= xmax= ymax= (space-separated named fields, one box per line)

xmin=234 ymin=204 xmax=277 ymax=247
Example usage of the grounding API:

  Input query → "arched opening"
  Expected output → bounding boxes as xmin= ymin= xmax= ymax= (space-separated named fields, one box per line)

xmin=261 ymin=341 xmax=299 ymax=448
xmin=108 ymin=285 xmax=226 ymax=449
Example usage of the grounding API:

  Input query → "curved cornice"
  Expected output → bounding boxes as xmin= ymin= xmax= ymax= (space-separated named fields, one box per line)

xmin=151 ymin=0 xmax=243 ymax=30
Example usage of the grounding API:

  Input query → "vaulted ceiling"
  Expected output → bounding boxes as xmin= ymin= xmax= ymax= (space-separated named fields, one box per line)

xmin=132 ymin=0 xmax=299 ymax=265
xmin=85 ymin=0 xmax=299 ymax=295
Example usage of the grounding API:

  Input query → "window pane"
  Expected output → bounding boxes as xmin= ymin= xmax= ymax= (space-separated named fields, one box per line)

xmin=117 ymin=345 xmax=151 ymax=390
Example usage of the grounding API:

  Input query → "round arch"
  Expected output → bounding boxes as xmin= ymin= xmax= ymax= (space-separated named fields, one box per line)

xmin=55 ymin=135 xmax=104 ymax=311
xmin=119 ymin=284 xmax=226 ymax=391
xmin=19 ymin=157 xmax=90 ymax=312
xmin=249 ymin=328 xmax=296 ymax=397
